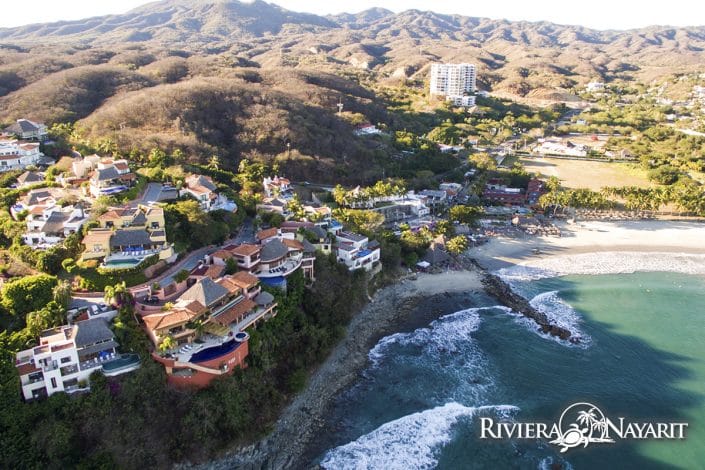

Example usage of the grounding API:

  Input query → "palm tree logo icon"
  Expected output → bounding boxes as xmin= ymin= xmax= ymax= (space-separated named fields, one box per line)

xmin=550 ymin=402 xmax=615 ymax=452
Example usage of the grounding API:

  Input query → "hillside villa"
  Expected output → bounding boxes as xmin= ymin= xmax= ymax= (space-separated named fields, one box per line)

xmin=0 ymin=138 xmax=46 ymax=171
xmin=22 ymin=205 xmax=87 ymax=249
xmin=181 ymin=174 xmax=237 ymax=212
xmin=68 ymin=155 xmax=136 ymax=197
xmin=15 ymin=318 xmax=140 ymax=401
xmin=145 ymin=273 xmax=277 ymax=388
xmin=335 ymin=231 xmax=381 ymax=271
xmin=210 ymin=227 xmax=316 ymax=286
xmin=81 ymin=205 xmax=173 ymax=267
xmin=16 ymin=170 xmax=44 ymax=188
xmin=263 ymin=175 xmax=293 ymax=199
xmin=2 ymin=119 xmax=48 ymax=141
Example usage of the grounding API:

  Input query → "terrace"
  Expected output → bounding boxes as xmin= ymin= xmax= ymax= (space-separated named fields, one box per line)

xmin=165 ymin=330 xmax=249 ymax=365
xmin=258 ymin=253 xmax=303 ymax=278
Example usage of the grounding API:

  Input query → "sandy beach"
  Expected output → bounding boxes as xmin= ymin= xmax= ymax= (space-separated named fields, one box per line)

xmin=200 ymin=269 xmax=486 ymax=470
xmin=472 ymin=220 xmax=705 ymax=274
xmin=197 ymin=219 xmax=705 ymax=469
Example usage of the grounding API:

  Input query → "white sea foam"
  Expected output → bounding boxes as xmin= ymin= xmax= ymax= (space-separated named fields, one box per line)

xmin=368 ymin=306 xmax=511 ymax=367
xmin=320 ymin=402 xmax=519 ymax=470
xmin=496 ymin=251 xmax=705 ymax=282
xmin=525 ymin=290 xmax=591 ymax=347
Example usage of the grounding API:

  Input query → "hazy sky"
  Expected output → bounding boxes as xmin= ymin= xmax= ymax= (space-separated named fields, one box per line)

xmin=1 ymin=0 xmax=704 ymax=30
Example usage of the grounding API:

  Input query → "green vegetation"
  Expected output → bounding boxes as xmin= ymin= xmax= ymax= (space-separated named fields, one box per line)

xmin=0 ymin=255 xmax=377 ymax=469
xmin=332 ymin=180 xmax=406 ymax=207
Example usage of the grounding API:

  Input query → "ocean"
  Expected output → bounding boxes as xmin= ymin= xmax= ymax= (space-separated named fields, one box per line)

xmin=315 ymin=270 xmax=705 ymax=469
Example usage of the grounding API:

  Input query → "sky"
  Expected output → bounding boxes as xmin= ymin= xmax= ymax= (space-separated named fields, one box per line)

xmin=1 ymin=0 xmax=704 ymax=30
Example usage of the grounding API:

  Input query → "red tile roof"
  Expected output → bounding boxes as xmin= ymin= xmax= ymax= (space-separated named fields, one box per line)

xmin=17 ymin=362 xmax=41 ymax=376
xmin=228 ymin=271 xmax=259 ymax=290
xmin=283 ymin=239 xmax=304 ymax=250
xmin=230 ymin=244 xmax=260 ymax=256
xmin=256 ymin=228 xmax=278 ymax=241
xmin=212 ymin=299 xmax=256 ymax=326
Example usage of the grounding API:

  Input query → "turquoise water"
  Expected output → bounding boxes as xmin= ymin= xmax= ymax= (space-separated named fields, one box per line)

xmin=102 ymin=353 xmax=140 ymax=372
xmin=103 ymin=258 xmax=143 ymax=269
xmin=318 ymin=272 xmax=705 ymax=469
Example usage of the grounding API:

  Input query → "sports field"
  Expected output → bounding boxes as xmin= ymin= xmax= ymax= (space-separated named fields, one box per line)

xmin=519 ymin=156 xmax=653 ymax=190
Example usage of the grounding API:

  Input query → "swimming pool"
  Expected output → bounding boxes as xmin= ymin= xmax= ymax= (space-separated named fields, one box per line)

xmin=102 ymin=258 xmax=144 ymax=270
xmin=190 ymin=340 xmax=243 ymax=363
xmin=102 ymin=353 xmax=141 ymax=376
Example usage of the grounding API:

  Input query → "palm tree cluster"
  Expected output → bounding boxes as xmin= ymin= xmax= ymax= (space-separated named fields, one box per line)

xmin=332 ymin=180 xmax=406 ymax=208
xmin=603 ymin=182 xmax=705 ymax=215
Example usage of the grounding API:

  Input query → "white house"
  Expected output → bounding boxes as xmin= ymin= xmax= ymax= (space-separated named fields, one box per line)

xmin=336 ymin=231 xmax=381 ymax=271
xmin=89 ymin=158 xmax=135 ymax=197
xmin=181 ymin=174 xmax=237 ymax=212
xmin=22 ymin=205 xmax=87 ymax=249
xmin=14 ymin=319 xmax=139 ymax=401
xmin=354 ymin=124 xmax=383 ymax=136
xmin=0 ymin=139 xmax=44 ymax=171
xmin=533 ymin=139 xmax=589 ymax=157
xmin=3 ymin=119 xmax=48 ymax=141
xmin=263 ymin=175 xmax=293 ymax=199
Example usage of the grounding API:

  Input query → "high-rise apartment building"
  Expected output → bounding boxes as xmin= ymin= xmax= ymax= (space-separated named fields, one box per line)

xmin=429 ymin=63 xmax=477 ymax=107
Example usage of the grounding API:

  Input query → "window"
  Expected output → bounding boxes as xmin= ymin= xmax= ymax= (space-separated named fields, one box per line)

xmin=50 ymin=378 xmax=57 ymax=388
xmin=60 ymin=357 xmax=71 ymax=364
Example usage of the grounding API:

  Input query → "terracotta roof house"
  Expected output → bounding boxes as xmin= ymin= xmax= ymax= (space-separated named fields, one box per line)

xmin=181 ymin=174 xmax=237 ymax=212
xmin=146 ymin=273 xmax=277 ymax=389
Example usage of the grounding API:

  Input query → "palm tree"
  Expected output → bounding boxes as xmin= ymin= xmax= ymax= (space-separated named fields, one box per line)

xmin=159 ymin=336 xmax=176 ymax=353
xmin=208 ymin=155 xmax=221 ymax=171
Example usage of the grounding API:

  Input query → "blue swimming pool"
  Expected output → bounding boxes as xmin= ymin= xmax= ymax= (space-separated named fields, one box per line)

xmin=103 ymin=257 xmax=144 ymax=269
xmin=190 ymin=340 xmax=242 ymax=363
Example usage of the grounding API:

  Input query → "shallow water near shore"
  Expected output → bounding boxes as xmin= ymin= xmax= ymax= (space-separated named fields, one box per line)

xmin=315 ymin=272 xmax=705 ymax=469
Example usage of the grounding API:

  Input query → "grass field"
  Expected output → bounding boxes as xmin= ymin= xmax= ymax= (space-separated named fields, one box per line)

xmin=519 ymin=156 xmax=653 ymax=190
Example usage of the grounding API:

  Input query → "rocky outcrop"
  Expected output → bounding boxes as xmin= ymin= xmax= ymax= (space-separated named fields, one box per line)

xmin=480 ymin=271 xmax=578 ymax=344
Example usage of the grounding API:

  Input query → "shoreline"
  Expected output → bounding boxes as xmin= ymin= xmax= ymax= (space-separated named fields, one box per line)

xmin=472 ymin=219 xmax=705 ymax=275
xmin=195 ymin=220 xmax=705 ymax=469
xmin=197 ymin=269 xmax=487 ymax=470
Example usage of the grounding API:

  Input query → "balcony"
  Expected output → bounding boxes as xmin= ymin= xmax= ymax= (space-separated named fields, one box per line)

xmin=60 ymin=364 xmax=79 ymax=377
xmin=257 ymin=255 xmax=302 ymax=278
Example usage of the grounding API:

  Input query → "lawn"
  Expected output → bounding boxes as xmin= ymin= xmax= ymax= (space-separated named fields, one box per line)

xmin=519 ymin=156 xmax=654 ymax=190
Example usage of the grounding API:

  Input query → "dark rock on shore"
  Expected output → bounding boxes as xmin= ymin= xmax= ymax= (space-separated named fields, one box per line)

xmin=474 ymin=261 xmax=578 ymax=344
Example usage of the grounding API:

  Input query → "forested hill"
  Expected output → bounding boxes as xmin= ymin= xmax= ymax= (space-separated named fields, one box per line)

xmin=1 ymin=0 xmax=704 ymax=179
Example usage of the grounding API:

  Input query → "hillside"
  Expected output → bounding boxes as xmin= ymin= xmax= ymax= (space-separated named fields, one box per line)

xmin=1 ymin=0 xmax=704 ymax=177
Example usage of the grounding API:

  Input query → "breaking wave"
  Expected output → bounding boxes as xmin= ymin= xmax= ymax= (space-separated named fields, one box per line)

xmin=495 ymin=251 xmax=705 ymax=283
xmin=368 ymin=306 xmax=511 ymax=367
xmin=320 ymin=402 xmax=519 ymax=470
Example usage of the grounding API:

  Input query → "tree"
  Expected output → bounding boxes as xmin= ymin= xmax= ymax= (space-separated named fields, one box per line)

xmin=225 ymin=257 xmax=238 ymax=275
xmin=104 ymin=282 xmax=131 ymax=307
xmin=208 ymin=155 xmax=221 ymax=171
xmin=26 ymin=301 xmax=66 ymax=337
xmin=446 ymin=236 xmax=469 ymax=256
xmin=159 ymin=335 xmax=176 ymax=353
xmin=1 ymin=274 xmax=57 ymax=316
xmin=61 ymin=258 xmax=76 ymax=273
xmin=449 ymin=205 xmax=484 ymax=225
xmin=469 ymin=152 xmax=497 ymax=170
xmin=174 ymin=269 xmax=190 ymax=284
xmin=52 ymin=280 xmax=72 ymax=309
